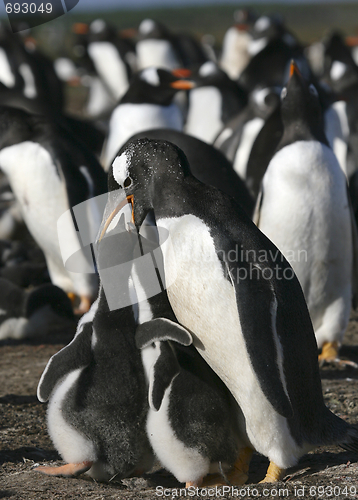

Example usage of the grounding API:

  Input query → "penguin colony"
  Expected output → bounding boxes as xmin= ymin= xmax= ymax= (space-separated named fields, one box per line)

xmin=0 ymin=8 xmax=358 ymax=489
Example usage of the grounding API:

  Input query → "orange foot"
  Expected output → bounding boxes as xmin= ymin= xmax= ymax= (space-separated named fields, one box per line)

xmin=186 ymin=479 xmax=203 ymax=488
xmin=35 ymin=461 xmax=93 ymax=478
xmin=319 ymin=341 xmax=358 ymax=368
xmin=259 ymin=462 xmax=284 ymax=483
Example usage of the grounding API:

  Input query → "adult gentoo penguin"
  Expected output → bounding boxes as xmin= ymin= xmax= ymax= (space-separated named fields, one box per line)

xmin=255 ymin=61 xmax=356 ymax=365
xmin=0 ymin=106 xmax=108 ymax=313
xmin=102 ymin=67 xmax=193 ymax=170
xmin=104 ymin=137 xmax=358 ymax=483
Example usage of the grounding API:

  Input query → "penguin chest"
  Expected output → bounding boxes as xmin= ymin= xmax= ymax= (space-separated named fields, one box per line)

xmin=0 ymin=142 xmax=69 ymax=256
xmin=185 ymin=87 xmax=223 ymax=143
xmin=105 ymin=103 xmax=183 ymax=167
xmin=157 ymin=214 xmax=307 ymax=466
xmin=158 ymin=215 xmax=262 ymax=402
xmin=136 ymin=40 xmax=181 ymax=70
xmin=88 ymin=42 xmax=129 ymax=101
xmin=258 ymin=141 xmax=352 ymax=308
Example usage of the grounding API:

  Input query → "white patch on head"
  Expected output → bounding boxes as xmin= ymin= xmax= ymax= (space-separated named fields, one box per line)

xmin=253 ymin=87 xmax=271 ymax=108
xmin=254 ymin=16 xmax=271 ymax=32
xmin=90 ymin=19 xmax=106 ymax=34
xmin=139 ymin=19 xmax=156 ymax=35
xmin=330 ymin=61 xmax=347 ymax=81
xmin=198 ymin=61 xmax=217 ymax=77
xmin=140 ymin=67 xmax=160 ymax=86
xmin=47 ymin=369 xmax=97 ymax=464
xmin=0 ymin=48 xmax=15 ymax=87
xmin=19 ymin=63 xmax=37 ymax=98
xmin=112 ymin=152 xmax=130 ymax=187
xmin=248 ymin=37 xmax=269 ymax=56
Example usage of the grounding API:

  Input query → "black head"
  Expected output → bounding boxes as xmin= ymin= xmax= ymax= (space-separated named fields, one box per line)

xmin=25 ymin=284 xmax=74 ymax=320
xmin=121 ymin=67 xmax=195 ymax=106
xmin=278 ymin=60 xmax=328 ymax=147
xmin=105 ymin=138 xmax=191 ymax=231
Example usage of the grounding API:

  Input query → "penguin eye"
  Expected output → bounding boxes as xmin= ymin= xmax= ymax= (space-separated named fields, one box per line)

xmin=280 ymin=87 xmax=287 ymax=100
xmin=123 ymin=176 xmax=133 ymax=188
xmin=309 ymin=84 xmax=318 ymax=97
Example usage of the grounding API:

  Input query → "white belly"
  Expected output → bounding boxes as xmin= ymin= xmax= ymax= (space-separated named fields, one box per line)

xmin=104 ymin=103 xmax=183 ymax=170
xmin=157 ymin=214 xmax=306 ymax=468
xmin=185 ymin=87 xmax=223 ymax=144
xmin=258 ymin=141 xmax=352 ymax=344
xmin=47 ymin=369 xmax=97 ymax=464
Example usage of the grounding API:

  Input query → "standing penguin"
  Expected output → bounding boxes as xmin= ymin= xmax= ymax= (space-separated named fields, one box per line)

xmin=103 ymin=137 xmax=358 ymax=483
xmin=35 ymin=227 xmax=154 ymax=481
xmin=255 ymin=61 xmax=357 ymax=365
xmin=0 ymin=106 xmax=107 ymax=313
xmin=102 ymin=67 xmax=193 ymax=170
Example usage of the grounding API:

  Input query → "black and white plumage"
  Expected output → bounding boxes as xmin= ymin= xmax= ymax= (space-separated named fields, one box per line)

xmin=128 ymin=128 xmax=255 ymax=217
xmin=36 ymin=228 xmax=154 ymax=481
xmin=102 ymin=67 xmax=193 ymax=170
xmin=105 ymin=136 xmax=358 ymax=482
xmin=255 ymin=61 xmax=356 ymax=364
xmin=0 ymin=278 xmax=74 ymax=340
xmin=0 ymin=106 xmax=108 ymax=313
xmin=184 ymin=61 xmax=247 ymax=144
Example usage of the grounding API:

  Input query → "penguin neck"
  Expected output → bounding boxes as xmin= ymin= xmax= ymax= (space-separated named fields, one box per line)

xmin=278 ymin=121 xmax=329 ymax=151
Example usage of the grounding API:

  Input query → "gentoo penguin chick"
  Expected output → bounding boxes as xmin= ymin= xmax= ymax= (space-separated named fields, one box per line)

xmin=102 ymin=67 xmax=194 ymax=170
xmin=0 ymin=278 xmax=75 ymax=340
xmin=104 ymin=137 xmax=358 ymax=483
xmin=255 ymin=61 xmax=356 ymax=366
xmin=0 ymin=106 xmax=108 ymax=313
xmin=124 ymin=239 xmax=249 ymax=488
xmin=35 ymin=227 xmax=154 ymax=481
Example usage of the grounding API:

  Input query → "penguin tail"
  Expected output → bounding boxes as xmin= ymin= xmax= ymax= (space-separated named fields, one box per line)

xmin=340 ymin=425 xmax=358 ymax=454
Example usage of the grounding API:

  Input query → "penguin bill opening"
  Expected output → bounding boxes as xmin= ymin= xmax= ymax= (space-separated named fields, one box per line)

xmin=99 ymin=194 xmax=134 ymax=242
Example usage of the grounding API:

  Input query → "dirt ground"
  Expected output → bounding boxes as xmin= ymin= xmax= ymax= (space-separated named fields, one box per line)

xmin=2 ymin=314 xmax=358 ymax=500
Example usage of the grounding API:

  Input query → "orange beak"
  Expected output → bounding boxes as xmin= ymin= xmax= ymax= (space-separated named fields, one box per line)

xmin=289 ymin=60 xmax=301 ymax=79
xmin=172 ymin=68 xmax=192 ymax=78
xmin=170 ymin=80 xmax=195 ymax=90
xmin=99 ymin=195 xmax=134 ymax=242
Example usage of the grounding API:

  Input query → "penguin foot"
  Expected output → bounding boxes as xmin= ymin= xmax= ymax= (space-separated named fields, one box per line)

xmin=185 ymin=479 xmax=203 ymax=488
xmin=259 ymin=462 xmax=284 ymax=483
xmin=35 ymin=461 xmax=93 ymax=477
xmin=226 ymin=446 xmax=254 ymax=485
xmin=74 ymin=295 xmax=92 ymax=315
xmin=318 ymin=342 xmax=358 ymax=368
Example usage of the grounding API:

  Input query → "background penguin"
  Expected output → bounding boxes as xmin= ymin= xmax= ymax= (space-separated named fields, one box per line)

xmin=255 ymin=61 xmax=356 ymax=366
xmin=129 ymin=128 xmax=255 ymax=216
xmin=102 ymin=67 xmax=194 ymax=170
xmin=213 ymin=85 xmax=281 ymax=187
xmin=184 ymin=61 xmax=247 ymax=144
xmin=0 ymin=278 xmax=75 ymax=340
xmin=105 ymin=136 xmax=358 ymax=483
xmin=36 ymin=227 xmax=154 ymax=481
xmin=0 ymin=106 xmax=108 ymax=313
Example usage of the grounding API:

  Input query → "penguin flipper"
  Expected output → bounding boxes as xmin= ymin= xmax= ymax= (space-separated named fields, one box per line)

xmin=227 ymin=261 xmax=293 ymax=418
xmin=149 ymin=341 xmax=180 ymax=411
xmin=37 ymin=322 xmax=93 ymax=403
xmin=135 ymin=318 xmax=192 ymax=349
